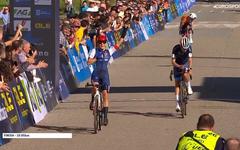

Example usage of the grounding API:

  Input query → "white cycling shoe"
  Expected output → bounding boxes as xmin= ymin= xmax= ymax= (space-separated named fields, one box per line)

xmin=188 ymin=87 xmax=193 ymax=95
xmin=176 ymin=102 xmax=181 ymax=112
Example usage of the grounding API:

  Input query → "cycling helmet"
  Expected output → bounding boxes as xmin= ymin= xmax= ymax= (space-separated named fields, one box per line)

xmin=189 ymin=13 xmax=197 ymax=20
xmin=97 ymin=34 xmax=107 ymax=42
xmin=180 ymin=36 xmax=190 ymax=50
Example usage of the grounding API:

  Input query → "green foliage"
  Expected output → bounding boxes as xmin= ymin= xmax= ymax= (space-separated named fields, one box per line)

xmin=0 ymin=0 xmax=9 ymax=8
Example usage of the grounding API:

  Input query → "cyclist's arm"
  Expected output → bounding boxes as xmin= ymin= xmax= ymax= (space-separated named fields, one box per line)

xmin=87 ymin=48 xmax=96 ymax=65
xmin=172 ymin=58 xmax=182 ymax=68
xmin=188 ymin=52 xmax=193 ymax=69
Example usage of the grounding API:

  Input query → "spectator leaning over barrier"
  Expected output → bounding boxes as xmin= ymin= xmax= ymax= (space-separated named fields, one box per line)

xmin=17 ymin=40 xmax=48 ymax=82
xmin=74 ymin=19 xmax=89 ymax=51
xmin=225 ymin=138 xmax=240 ymax=150
xmin=9 ymin=40 xmax=24 ymax=77
xmin=0 ymin=24 xmax=22 ymax=47
xmin=0 ymin=43 xmax=10 ymax=92
xmin=176 ymin=114 xmax=225 ymax=150
xmin=88 ymin=25 xmax=129 ymax=126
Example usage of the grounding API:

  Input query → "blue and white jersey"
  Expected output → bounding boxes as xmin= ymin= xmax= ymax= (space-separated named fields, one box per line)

xmin=172 ymin=44 xmax=192 ymax=65
xmin=89 ymin=47 xmax=116 ymax=73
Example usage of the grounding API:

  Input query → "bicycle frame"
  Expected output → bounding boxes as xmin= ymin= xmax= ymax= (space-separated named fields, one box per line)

xmin=92 ymin=86 xmax=103 ymax=134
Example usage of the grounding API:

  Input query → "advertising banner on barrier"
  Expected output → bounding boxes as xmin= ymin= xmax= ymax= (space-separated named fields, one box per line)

xmin=60 ymin=54 xmax=79 ymax=92
xmin=170 ymin=1 xmax=178 ymax=19
xmin=0 ymin=106 xmax=11 ymax=145
xmin=58 ymin=72 xmax=69 ymax=101
xmin=126 ymin=29 xmax=136 ymax=49
xmin=142 ymin=15 xmax=154 ymax=37
xmin=9 ymin=80 xmax=33 ymax=130
xmin=36 ymin=69 xmax=58 ymax=112
xmin=106 ymin=31 xmax=116 ymax=48
xmin=0 ymin=91 xmax=22 ymax=132
xmin=67 ymin=46 xmax=91 ymax=82
xmin=20 ymin=78 xmax=47 ymax=124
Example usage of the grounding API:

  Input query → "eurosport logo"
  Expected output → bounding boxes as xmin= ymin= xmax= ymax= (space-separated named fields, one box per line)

xmin=34 ymin=0 xmax=52 ymax=5
xmin=34 ymin=22 xmax=51 ymax=29
xmin=14 ymin=7 xmax=31 ymax=18
xmin=35 ymin=8 xmax=52 ymax=19
xmin=213 ymin=4 xmax=240 ymax=9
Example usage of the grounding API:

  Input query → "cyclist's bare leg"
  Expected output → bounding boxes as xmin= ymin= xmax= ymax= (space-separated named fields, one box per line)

xmin=102 ymin=90 xmax=109 ymax=125
xmin=183 ymin=72 xmax=193 ymax=94
xmin=175 ymin=81 xmax=181 ymax=111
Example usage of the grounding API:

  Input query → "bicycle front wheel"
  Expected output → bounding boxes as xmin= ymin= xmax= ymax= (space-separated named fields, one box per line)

xmin=93 ymin=96 xmax=99 ymax=134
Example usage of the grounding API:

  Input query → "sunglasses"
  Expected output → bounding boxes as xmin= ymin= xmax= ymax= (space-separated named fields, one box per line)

xmin=98 ymin=41 xmax=106 ymax=44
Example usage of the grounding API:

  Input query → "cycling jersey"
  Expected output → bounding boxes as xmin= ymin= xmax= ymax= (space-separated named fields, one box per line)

xmin=172 ymin=44 xmax=192 ymax=81
xmin=172 ymin=44 xmax=192 ymax=65
xmin=176 ymin=130 xmax=225 ymax=150
xmin=89 ymin=47 xmax=116 ymax=91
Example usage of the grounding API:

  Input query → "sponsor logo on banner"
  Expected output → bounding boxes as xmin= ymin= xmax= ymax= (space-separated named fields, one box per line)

xmin=0 ymin=108 xmax=8 ymax=121
xmin=34 ymin=0 xmax=52 ymax=5
xmin=14 ymin=0 xmax=31 ymax=5
xmin=35 ymin=8 xmax=52 ymax=19
xmin=13 ymin=20 xmax=31 ymax=31
xmin=13 ymin=7 xmax=31 ymax=18
xmin=34 ymin=22 xmax=51 ymax=29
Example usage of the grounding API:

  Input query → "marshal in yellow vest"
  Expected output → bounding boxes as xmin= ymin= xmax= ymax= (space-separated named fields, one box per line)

xmin=176 ymin=130 xmax=220 ymax=150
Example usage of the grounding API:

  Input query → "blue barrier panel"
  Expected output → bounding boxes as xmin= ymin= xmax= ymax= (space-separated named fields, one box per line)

xmin=0 ymin=91 xmax=22 ymax=132
xmin=126 ymin=29 xmax=136 ymax=49
xmin=67 ymin=46 xmax=91 ymax=83
xmin=175 ymin=0 xmax=183 ymax=16
xmin=106 ymin=31 xmax=116 ymax=48
xmin=9 ymin=80 xmax=33 ymax=130
xmin=130 ymin=22 xmax=140 ymax=46
xmin=60 ymin=54 xmax=79 ymax=92
xmin=0 ymin=104 xmax=12 ymax=145
xmin=36 ymin=69 xmax=58 ymax=112
xmin=58 ymin=71 xmax=70 ymax=101
xmin=86 ymin=38 xmax=94 ymax=52
xmin=142 ymin=15 xmax=153 ymax=36
xmin=167 ymin=8 xmax=174 ymax=22
xmin=170 ymin=1 xmax=178 ymax=19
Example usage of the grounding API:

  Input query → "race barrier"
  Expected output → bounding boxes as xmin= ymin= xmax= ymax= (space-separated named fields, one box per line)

xmin=65 ymin=0 xmax=196 ymax=84
xmin=0 ymin=0 xmax=195 ymax=146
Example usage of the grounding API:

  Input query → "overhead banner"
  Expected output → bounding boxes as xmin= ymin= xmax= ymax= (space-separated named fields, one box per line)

xmin=10 ymin=0 xmax=60 ymax=105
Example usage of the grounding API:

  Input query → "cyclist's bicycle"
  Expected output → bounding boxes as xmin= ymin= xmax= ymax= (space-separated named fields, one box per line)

xmin=170 ymin=69 xmax=191 ymax=118
xmin=85 ymin=82 xmax=103 ymax=134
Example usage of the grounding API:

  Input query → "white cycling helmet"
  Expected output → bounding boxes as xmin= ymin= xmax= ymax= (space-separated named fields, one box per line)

xmin=180 ymin=36 xmax=190 ymax=50
xmin=189 ymin=13 xmax=197 ymax=20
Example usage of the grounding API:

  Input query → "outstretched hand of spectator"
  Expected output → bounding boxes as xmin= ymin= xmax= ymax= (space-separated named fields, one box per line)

xmin=0 ymin=82 xmax=10 ymax=92
xmin=37 ymin=60 xmax=48 ymax=68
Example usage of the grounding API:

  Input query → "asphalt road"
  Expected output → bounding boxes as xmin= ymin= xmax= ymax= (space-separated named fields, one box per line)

xmin=2 ymin=2 xmax=240 ymax=150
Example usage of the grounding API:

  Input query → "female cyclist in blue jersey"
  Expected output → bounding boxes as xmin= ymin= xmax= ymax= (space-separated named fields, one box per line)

xmin=87 ymin=27 xmax=128 ymax=126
